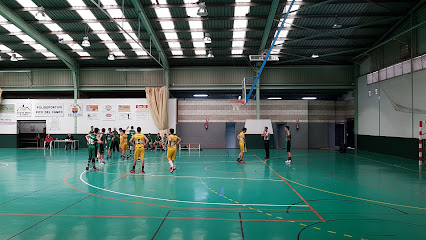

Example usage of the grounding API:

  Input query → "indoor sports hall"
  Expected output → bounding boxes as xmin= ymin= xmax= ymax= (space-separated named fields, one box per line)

xmin=0 ymin=0 xmax=425 ymax=239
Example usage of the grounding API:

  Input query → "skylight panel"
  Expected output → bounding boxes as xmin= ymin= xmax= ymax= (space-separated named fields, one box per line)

xmin=189 ymin=21 xmax=203 ymax=29
xmin=151 ymin=0 xmax=167 ymax=4
xmin=0 ymin=16 xmax=7 ymax=22
xmin=129 ymin=43 xmax=142 ymax=49
xmin=120 ymin=22 xmax=134 ymax=31
xmin=42 ymin=52 xmax=56 ymax=58
xmin=135 ymin=51 xmax=148 ymax=56
xmin=2 ymin=24 xmax=21 ymax=33
xmin=32 ymin=44 xmax=47 ymax=50
xmin=191 ymin=32 xmax=204 ymax=39
xmin=232 ymin=31 xmax=246 ymax=39
xmin=232 ymin=41 xmax=244 ymax=47
xmin=68 ymin=43 xmax=83 ymax=50
xmin=88 ymin=23 xmax=105 ymax=31
xmin=154 ymin=8 xmax=172 ymax=18
xmin=76 ymin=10 xmax=97 ymax=20
xmin=195 ymin=50 xmax=206 ymax=55
xmin=44 ymin=23 xmax=63 ymax=32
xmin=271 ymin=49 xmax=280 ymax=55
xmin=186 ymin=8 xmax=199 ymax=18
xmin=97 ymin=34 xmax=112 ymax=41
xmin=193 ymin=42 xmax=205 ymax=48
xmin=16 ymin=35 xmax=35 ymax=42
xmin=67 ymin=0 xmax=86 ymax=7
xmin=112 ymin=51 xmax=125 ymax=56
xmin=105 ymin=43 xmax=120 ymax=50
xmin=100 ymin=0 xmax=118 ymax=6
xmin=7 ymin=52 xmax=23 ymax=57
xmin=171 ymin=50 xmax=183 ymax=55
xmin=278 ymin=30 xmax=289 ymax=37
xmin=57 ymin=34 xmax=74 ymax=41
xmin=77 ymin=52 xmax=90 ymax=57
xmin=234 ymin=6 xmax=250 ymax=17
xmin=124 ymin=33 xmax=139 ymax=40
xmin=235 ymin=0 xmax=251 ymax=2
xmin=160 ymin=21 xmax=175 ymax=30
xmin=16 ymin=0 xmax=37 ymax=8
xmin=106 ymin=9 xmax=123 ymax=19
xmin=168 ymin=42 xmax=181 ymax=48
xmin=232 ymin=50 xmax=243 ymax=55
xmin=0 ymin=45 xmax=11 ymax=51
xmin=164 ymin=32 xmax=179 ymax=40
xmin=233 ymin=20 xmax=248 ymax=29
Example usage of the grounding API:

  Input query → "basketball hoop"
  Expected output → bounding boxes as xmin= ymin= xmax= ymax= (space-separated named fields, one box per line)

xmin=230 ymin=100 xmax=245 ymax=111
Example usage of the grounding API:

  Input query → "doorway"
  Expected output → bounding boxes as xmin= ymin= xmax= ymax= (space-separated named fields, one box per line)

xmin=18 ymin=120 xmax=46 ymax=148
xmin=346 ymin=118 xmax=355 ymax=148
xmin=225 ymin=122 xmax=236 ymax=148
xmin=335 ymin=123 xmax=345 ymax=146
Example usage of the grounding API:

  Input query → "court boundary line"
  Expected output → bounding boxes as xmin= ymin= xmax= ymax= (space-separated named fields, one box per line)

xmin=79 ymin=170 xmax=308 ymax=207
xmin=254 ymin=154 xmax=326 ymax=222
xmin=0 ymin=213 xmax=323 ymax=222
xmin=151 ymin=210 xmax=170 ymax=240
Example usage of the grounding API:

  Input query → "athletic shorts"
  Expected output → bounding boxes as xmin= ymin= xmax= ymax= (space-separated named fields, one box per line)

xmin=239 ymin=141 xmax=247 ymax=153
xmin=88 ymin=145 xmax=96 ymax=159
xmin=286 ymin=141 xmax=291 ymax=152
xmin=134 ymin=147 xmax=145 ymax=160
xmin=167 ymin=148 xmax=177 ymax=161
xmin=106 ymin=142 xmax=112 ymax=150
xmin=120 ymin=142 xmax=127 ymax=150
xmin=130 ymin=145 xmax=134 ymax=150
xmin=98 ymin=144 xmax=105 ymax=154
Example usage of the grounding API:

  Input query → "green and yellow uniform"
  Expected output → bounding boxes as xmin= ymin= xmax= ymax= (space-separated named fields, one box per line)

xmin=167 ymin=134 xmax=178 ymax=161
xmin=133 ymin=133 xmax=146 ymax=160
xmin=120 ymin=133 xmax=128 ymax=149
xmin=106 ymin=133 xmax=113 ymax=149
xmin=128 ymin=130 xmax=135 ymax=142
xmin=238 ymin=131 xmax=247 ymax=153
xmin=88 ymin=133 xmax=97 ymax=159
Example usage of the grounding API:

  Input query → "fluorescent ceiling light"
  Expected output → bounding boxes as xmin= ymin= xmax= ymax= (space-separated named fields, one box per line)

xmin=233 ymin=20 xmax=248 ymax=29
xmin=234 ymin=6 xmax=250 ymax=17
xmin=66 ymin=0 xmax=86 ymax=7
xmin=232 ymin=50 xmax=243 ymax=55
xmin=168 ymin=42 xmax=181 ymax=48
xmin=193 ymin=94 xmax=208 ymax=97
xmin=193 ymin=42 xmax=205 ymax=48
xmin=302 ymin=97 xmax=317 ymax=100
xmin=10 ymin=53 xmax=18 ymax=62
xmin=311 ymin=54 xmax=319 ymax=58
xmin=35 ymin=7 xmax=47 ymax=21
xmin=267 ymin=97 xmax=282 ymax=100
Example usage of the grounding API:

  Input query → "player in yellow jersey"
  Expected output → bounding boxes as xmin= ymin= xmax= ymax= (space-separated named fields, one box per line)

xmin=167 ymin=128 xmax=181 ymax=173
xmin=237 ymin=128 xmax=247 ymax=164
xmin=129 ymin=127 xmax=149 ymax=174
xmin=119 ymin=127 xmax=130 ymax=159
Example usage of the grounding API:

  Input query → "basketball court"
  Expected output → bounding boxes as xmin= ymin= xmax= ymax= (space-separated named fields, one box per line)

xmin=1 ymin=0 xmax=426 ymax=239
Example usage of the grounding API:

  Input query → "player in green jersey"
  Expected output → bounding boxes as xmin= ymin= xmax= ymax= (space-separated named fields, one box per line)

xmin=97 ymin=128 xmax=106 ymax=164
xmin=285 ymin=126 xmax=292 ymax=164
xmin=106 ymin=128 xmax=114 ymax=159
xmin=86 ymin=128 xmax=102 ymax=171
xmin=128 ymin=126 xmax=136 ymax=156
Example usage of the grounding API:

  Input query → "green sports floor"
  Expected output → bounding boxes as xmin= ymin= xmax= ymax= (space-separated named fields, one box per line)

xmin=0 ymin=148 xmax=425 ymax=240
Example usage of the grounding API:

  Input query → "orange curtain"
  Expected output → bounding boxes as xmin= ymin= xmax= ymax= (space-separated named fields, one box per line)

xmin=145 ymin=86 xmax=169 ymax=135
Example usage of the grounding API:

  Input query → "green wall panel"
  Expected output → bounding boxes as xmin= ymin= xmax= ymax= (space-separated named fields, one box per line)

xmin=357 ymin=135 xmax=418 ymax=160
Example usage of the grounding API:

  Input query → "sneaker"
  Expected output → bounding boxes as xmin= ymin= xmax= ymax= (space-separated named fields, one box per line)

xmin=86 ymin=167 xmax=89 ymax=171
xmin=141 ymin=170 xmax=145 ymax=174
xmin=285 ymin=160 xmax=292 ymax=164
xmin=129 ymin=169 xmax=135 ymax=173
xmin=127 ymin=156 xmax=130 ymax=159
xmin=170 ymin=167 xmax=174 ymax=173
xmin=101 ymin=161 xmax=106 ymax=164
xmin=173 ymin=166 xmax=176 ymax=170
xmin=240 ymin=160 xmax=246 ymax=164
xmin=92 ymin=167 xmax=98 ymax=171
xmin=121 ymin=155 xmax=124 ymax=160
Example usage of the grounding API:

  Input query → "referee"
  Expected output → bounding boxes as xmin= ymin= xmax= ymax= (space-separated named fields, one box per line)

xmin=262 ymin=127 xmax=270 ymax=159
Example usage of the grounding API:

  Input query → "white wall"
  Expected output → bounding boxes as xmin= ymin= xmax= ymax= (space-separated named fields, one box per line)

xmin=0 ymin=98 xmax=177 ymax=134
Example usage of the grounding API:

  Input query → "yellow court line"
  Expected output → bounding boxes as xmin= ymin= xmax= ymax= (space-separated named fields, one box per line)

xmin=344 ymin=234 xmax=353 ymax=238
xmin=313 ymin=227 xmax=321 ymax=230
xmin=328 ymin=231 xmax=336 ymax=234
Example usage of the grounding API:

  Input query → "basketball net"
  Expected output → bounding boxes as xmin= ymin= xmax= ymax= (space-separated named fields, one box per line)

xmin=230 ymin=100 xmax=245 ymax=111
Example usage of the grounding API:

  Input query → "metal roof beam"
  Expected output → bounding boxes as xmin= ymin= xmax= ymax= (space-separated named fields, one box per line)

xmin=0 ymin=2 xmax=78 ymax=72
xmin=274 ymin=48 xmax=368 ymax=64
xmin=259 ymin=0 xmax=280 ymax=53
xmin=130 ymin=0 xmax=168 ymax=70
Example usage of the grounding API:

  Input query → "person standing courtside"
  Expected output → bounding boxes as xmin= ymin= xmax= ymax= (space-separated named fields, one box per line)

xmin=261 ymin=127 xmax=270 ymax=159
xmin=285 ymin=126 xmax=292 ymax=164
xmin=112 ymin=127 xmax=120 ymax=153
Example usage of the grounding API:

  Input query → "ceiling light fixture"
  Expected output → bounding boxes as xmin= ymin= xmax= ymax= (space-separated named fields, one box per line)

xmin=311 ymin=54 xmax=319 ymax=58
xmin=267 ymin=97 xmax=282 ymax=100
xmin=82 ymin=36 xmax=90 ymax=47
xmin=193 ymin=94 xmax=208 ymax=97
xmin=332 ymin=15 xmax=343 ymax=29
xmin=10 ymin=53 xmax=18 ymax=62
xmin=302 ymin=97 xmax=317 ymax=100
xmin=197 ymin=2 xmax=208 ymax=17
xmin=35 ymin=6 xmax=47 ymax=21
xmin=107 ymin=52 xmax=115 ymax=61
xmin=207 ymin=49 xmax=214 ymax=58
xmin=203 ymin=33 xmax=212 ymax=44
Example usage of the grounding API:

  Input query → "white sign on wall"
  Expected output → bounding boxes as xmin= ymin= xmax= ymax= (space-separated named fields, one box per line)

xmin=35 ymin=103 xmax=64 ymax=117
xmin=102 ymin=104 xmax=116 ymax=112
xmin=102 ymin=112 xmax=115 ymax=121
xmin=17 ymin=104 xmax=32 ymax=117
xmin=87 ymin=113 xmax=100 ymax=120
xmin=68 ymin=103 xmax=83 ymax=117
xmin=119 ymin=112 xmax=132 ymax=120
xmin=0 ymin=114 xmax=16 ymax=125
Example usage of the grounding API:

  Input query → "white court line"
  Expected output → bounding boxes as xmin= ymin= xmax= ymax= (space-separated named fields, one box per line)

xmin=130 ymin=174 xmax=283 ymax=182
xmin=79 ymin=171 xmax=308 ymax=207
xmin=0 ymin=162 xmax=8 ymax=168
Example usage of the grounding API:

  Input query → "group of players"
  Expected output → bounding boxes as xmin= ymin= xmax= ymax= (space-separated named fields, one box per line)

xmin=85 ymin=126 xmax=181 ymax=174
